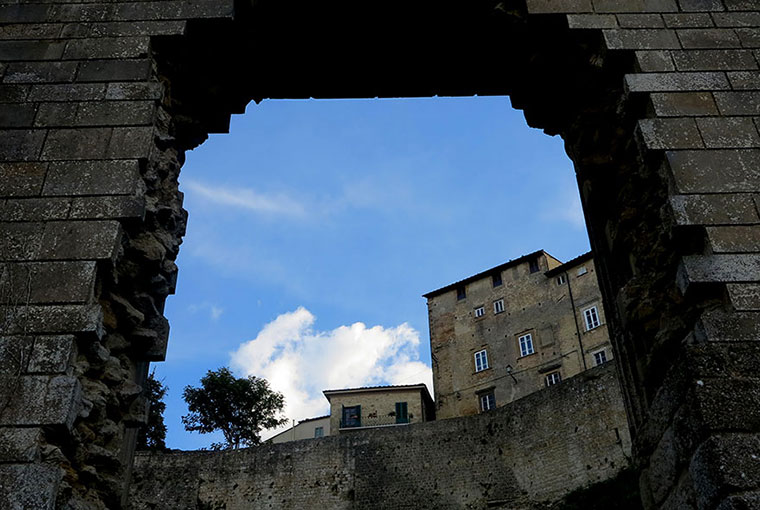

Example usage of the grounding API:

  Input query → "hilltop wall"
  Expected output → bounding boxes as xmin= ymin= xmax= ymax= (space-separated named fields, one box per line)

xmin=129 ymin=363 xmax=631 ymax=510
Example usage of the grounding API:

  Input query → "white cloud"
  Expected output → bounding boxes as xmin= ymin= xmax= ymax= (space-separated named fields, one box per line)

xmin=183 ymin=180 xmax=306 ymax=217
xmin=188 ymin=302 xmax=224 ymax=321
xmin=230 ymin=307 xmax=432 ymax=439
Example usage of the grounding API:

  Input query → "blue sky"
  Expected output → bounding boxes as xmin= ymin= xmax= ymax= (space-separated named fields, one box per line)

xmin=155 ymin=96 xmax=590 ymax=450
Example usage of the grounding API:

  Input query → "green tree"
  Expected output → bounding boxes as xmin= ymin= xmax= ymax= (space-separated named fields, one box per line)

xmin=181 ymin=367 xmax=286 ymax=449
xmin=136 ymin=370 xmax=168 ymax=451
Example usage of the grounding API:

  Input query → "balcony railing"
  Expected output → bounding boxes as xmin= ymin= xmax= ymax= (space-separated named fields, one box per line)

xmin=340 ymin=414 xmax=411 ymax=429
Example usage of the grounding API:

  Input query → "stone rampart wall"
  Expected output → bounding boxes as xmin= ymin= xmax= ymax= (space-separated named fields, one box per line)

xmin=129 ymin=364 xmax=631 ymax=510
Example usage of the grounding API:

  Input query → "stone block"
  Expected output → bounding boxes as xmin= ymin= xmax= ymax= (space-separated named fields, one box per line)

xmin=70 ymin=195 xmax=146 ymax=220
xmin=669 ymin=193 xmax=759 ymax=225
xmin=77 ymin=59 xmax=152 ymax=82
xmin=0 ymin=41 xmax=66 ymax=61
xmin=663 ymin=13 xmax=715 ymax=27
xmin=650 ymin=91 xmax=719 ymax=116
xmin=678 ymin=254 xmax=760 ymax=289
xmin=43 ymin=160 xmax=140 ymax=196
xmin=0 ymin=163 xmax=47 ymax=197
xmin=39 ymin=220 xmax=121 ymax=261
xmin=107 ymin=127 xmax=154 ymax=158
xmin=28 ymin=83 xmax=105 ymax=102
xmin=0 ymin=130 xmax=46 ymax=162
xmin=686 ymin=341 xmax=760 ymax=378
xmin=0 ymin=23 xmax=62 ymax=41
xmin=0 ymin=84 xmax=31 ymax=103
xmin=35 ymin=101 xmax=156 ymax=127
xmin=626 ymin=71 xmax=730 ymax=91
xmin=696 ymin=117 xmax=760 ymax=147
xmin=697 ymin=309 xmax=760 ymax=342
xmin=672 ymin=49 xmax=758 ymax=70
xmin=666 ymin=149 xmax=760 ymax=192
xmin=0 ymin=374 xmax=81 ymax=429
xmin=525 ymin=0 xmax=593 ymax=13
xmin=725 ymin=0 xmax=760 ymax=10
xmin=4 ymin=62 xmax=78 ymax=84
xmin=0 ymin=261 xmax=96 ymax=304
xmin=604 ymin=29 xmax=680 ymax=49
xmin=678 ymin=28 xmax=742 ymax=48
xmin=735 ymin=27 xmax=760 ymax=46
xmin=0 ymin=103 xmax=37 ymax=128
xmin=706 ymin=225 xmax=760 ymax=252
xmin=0 ymin=428 xmax=41 ymax=463
xmin=617 ymin=14 xmax=665 ymax=28
xmin=105 ymin=82 xmax=163 ymax=100
xmin=28 ymin=335 xmax=76 ymax=373
xmin=691 ymin=434 xmax=760 ymax=509
xmin=714 ymin=91 xmax=760 ymax=114
xmin=727 ymin=70 xmax=760 ymax=88
xmin=713 ymin=11 xmax=760 ymax=25
xmin=593 ymin=0 xmax=678 ymax=12
xmin=567 ymin=14 xmax=618 ymax=29
xmin=62 ymin=36 xmax=150 ymax=60
xmin=636 ymin=50 xmax=676 ymax=71
xmin=678 ymin=0 xmax=726 ymax=10
xmin=0 ymin=304 xmax=103 ymax=336
xmin=637 ymin=118 xmax=703 ymax=149
xmin=727 ymin=283 xmax=760 ymax=310
xmin=0 ymin=464 xmax=59 ymax=510
xmin=87 ymin=20 xmax=187 ymax=37
xmin=0 ymin=222 xmax=44 ymax=261
xmin=40 ymin=128 xmax=111 ymax=161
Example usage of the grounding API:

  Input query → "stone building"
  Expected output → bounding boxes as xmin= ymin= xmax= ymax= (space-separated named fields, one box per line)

xmin=425 ymin=250 xmax=614 ymax=419
xmin=268 ymin=415 xmax=330 ymax=444
xmin=323 ymin=384 xmax=435 ymax=434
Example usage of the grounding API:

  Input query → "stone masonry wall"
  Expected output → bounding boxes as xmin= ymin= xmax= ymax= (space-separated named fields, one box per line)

xmin=129 ymin=363 xmax=632 ymax=510
xmin=1 ymin=1 xmax=759 ymax=509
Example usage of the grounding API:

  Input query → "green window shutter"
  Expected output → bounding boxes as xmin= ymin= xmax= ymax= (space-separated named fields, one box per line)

xmin=395 ymin=402 xmax=408 ymax=423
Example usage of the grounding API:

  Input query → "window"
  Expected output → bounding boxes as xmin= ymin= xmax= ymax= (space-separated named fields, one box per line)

xmin=492 ymin=272 xmax=502 ymax=287
xmin=456 ymin=286 xmax=466 ymax=300
xmin=493 ymin=299 xmax=505 ymax=314
xmin=395 ymin=402 xmax=409 ymax=424
xmin=545 ymin=372 xmax=562 ymax=386
xmin=584 ymin=306 xmax=601 ymax=331
xmin=480 ymin=391 xmax=496 ymax=412
xmin=577 ymin=266 xmax=587 ymax=276
xmin=529 ymin=258 xmax=540 ymax=273
xmin=518 ymin=334 xmax=534 ymax=357
xmin=593 ymin=350 xmax=608 ymax=366
xmin=474 ymin=306 xmax=485 ymax=318
xmin=341 ymin=405 xmax=361 ymax=428
xmin=557 ymin=275 xmax=566 ymax=285
xmin=314 ymin=426 xmax=324 ymax=438
xmin=474 ymin=349 xmax=489 ymax=372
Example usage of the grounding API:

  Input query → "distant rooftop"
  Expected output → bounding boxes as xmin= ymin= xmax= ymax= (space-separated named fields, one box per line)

xmin=323 ymin=383 xmax=433 ymax=404
xmin=422 ymin=249 xmax=554 ymax=299
xmin=544 ymin=251 xmax=593 ymax=277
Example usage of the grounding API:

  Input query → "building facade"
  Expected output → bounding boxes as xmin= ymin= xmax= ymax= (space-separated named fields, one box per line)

xmin=425 ymin=250 xmax=613 ymax=419
xmin=323 ymin=384 xmax=435 ymax=434
xmin=268 ymin=415 xmax=330 ymax=444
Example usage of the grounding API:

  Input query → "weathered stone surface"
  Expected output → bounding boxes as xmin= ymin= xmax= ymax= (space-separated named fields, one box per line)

xmin=669 ymin=193 xmax=760 ymax=225
xmin=0 ymin=464 xmax=59 ymax=510
xmin=0 ymin=304 xmax=103 ymax=336
xmin=727 ymin=283 xmax=760 ymax=310
xmin=667 ymin=150 xmax=760 ymax=193
xmin=0 ymin=375 xmax=81 ymax=428
xmin=0 ymin=428 xmax=41 ymax=463
xmin=706 ymin=225 xmax=760 ymax=252
xmin=691 ymin=434 xmax=760 ymax=509
xmin=0 ymin=261 xmax=96 ymax=304
xmin=43 ymin=160 xmax=141 ymax=196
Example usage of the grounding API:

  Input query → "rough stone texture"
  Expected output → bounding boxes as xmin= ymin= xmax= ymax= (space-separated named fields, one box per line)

xmin=129 ymin=364 xmax=632 ymax=510
xmin=0 ymin=0 xmax=759 ymax=509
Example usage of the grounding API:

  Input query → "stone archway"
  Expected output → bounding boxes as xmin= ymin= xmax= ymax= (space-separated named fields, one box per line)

xmin=1 ymin=1 xmax=758 ymax=508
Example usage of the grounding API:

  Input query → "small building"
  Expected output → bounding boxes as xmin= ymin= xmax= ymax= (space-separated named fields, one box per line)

xmin=323 ymin=384 xmax=435 ymax=434
xmin=268 ymin=415 xmax=330 ymax=444
xmin=424 ymin=250 xmax=614 ymax=419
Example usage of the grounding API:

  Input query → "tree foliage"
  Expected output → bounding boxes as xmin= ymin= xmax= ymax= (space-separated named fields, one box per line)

xmin=136 ymin=370 xmax=168 ymax=451
xmin=181 ymin=367 xmax=286 ymax=449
